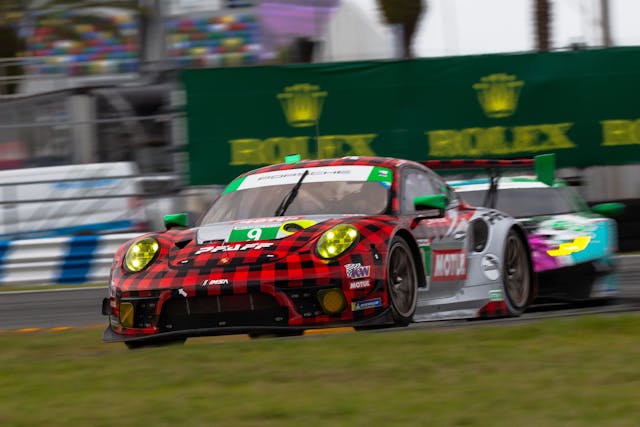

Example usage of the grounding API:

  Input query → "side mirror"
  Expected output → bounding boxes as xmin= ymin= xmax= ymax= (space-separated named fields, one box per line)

xmin=164 ymin=213 xmax=189 ymax=229
xmin=413 ymin=194 xmax=446 ymax=218
xmin=415 ymin=194 xmax=446 ymax=210
xmin=591 ymin=202 xmax=625 ymax=217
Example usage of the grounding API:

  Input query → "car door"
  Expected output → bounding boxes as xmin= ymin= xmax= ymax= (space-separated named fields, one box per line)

xmin=401 ymin=167 xmax=469 ymax=300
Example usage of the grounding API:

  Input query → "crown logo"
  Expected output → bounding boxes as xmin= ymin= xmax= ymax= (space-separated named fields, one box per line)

xmin=277 ymin=83 xmax=327 ymax=128
xmin=473 ymin=73 xmax=524 ymax=118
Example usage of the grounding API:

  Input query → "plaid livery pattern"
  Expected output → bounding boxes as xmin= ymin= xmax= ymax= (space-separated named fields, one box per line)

xmin=104 ymin=157 xmax=522 ymax=341
xmin=108 ymin=217 xmax=397 ymax=336
xmin=477 ymin=301 xmax=510 ymax=318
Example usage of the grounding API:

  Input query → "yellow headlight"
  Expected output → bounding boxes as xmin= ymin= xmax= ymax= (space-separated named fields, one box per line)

xmin=316 ymin=224 xmax=359 ymax=259
xmin=124 ymin=237 xmax=160 ymax=272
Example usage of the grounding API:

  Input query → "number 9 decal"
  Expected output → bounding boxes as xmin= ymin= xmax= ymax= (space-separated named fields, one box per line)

xmin=247 ymin=228 xmax=262 ymax=241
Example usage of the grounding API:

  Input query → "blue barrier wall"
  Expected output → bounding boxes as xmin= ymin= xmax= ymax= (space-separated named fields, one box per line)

xmin=0 ymin=233 xmax=141 ymax=286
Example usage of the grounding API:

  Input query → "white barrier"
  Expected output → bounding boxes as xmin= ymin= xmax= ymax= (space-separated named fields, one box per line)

xmin=0 ymin=233 xmax=142 ymax=286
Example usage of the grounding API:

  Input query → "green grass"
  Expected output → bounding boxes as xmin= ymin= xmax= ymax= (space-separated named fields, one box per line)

xmin=1 ymin=314 xmax=640 ymax=427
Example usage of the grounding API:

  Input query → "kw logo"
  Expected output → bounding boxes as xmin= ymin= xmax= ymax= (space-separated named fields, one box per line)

xmin=473 ymin=73 xmax=524 ymax=118
xmin=345 ymin=263 xmax=371 ymax=280
xmin=277 ymin=83 xmax=327 ymax=128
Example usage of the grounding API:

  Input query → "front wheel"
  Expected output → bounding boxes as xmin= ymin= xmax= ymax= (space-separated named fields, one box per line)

xmin=387 ymin=237 xmax=418 ymax=325
xmin=502 ymin=229 xmax=533 ymax=315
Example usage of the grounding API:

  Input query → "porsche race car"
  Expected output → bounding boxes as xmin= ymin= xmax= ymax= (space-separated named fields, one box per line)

xmin=102 ymin=156 xmax=535 ymax=347
xmin=432 ymin=155 xmax=624 ymax=302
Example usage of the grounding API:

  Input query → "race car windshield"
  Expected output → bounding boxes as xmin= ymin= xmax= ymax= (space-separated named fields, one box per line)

xmin=459 ymin=187 xmax=580 ymax=218
xmin=201 ymin=180 xmax=390 ymax=224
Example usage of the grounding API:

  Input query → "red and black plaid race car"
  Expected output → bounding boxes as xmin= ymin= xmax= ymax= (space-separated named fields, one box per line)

xmin=102 ymin=156 xmax=535 ymax=348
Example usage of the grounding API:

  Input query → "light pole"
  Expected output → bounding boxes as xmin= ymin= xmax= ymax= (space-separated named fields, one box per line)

xmin=600 ymin=0 xmax=612 ymax=47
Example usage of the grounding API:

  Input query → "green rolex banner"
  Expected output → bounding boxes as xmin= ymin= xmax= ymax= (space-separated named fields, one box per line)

xmin=183 ymin=47 xmax=640 ymax=185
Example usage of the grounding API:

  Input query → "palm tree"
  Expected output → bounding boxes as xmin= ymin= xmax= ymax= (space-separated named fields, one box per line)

xmin=376 ymin=0 xmax=426 ymax=59
xmin=534 ymin=0 xmax=551 ymax=51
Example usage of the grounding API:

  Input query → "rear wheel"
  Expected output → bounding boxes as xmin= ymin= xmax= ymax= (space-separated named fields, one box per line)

xmin=387 ymin=237 xmax=418 ymax=325
xmin=502 ymin=229 xmax=532 ymax=315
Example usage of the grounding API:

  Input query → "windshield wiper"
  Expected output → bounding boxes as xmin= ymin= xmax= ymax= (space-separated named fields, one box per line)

xmin=274 ymin=170 xmax=309 ymax=217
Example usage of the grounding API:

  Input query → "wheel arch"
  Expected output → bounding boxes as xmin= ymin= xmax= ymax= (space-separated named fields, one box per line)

xmin=392 ymin=228 xmax=428 ymax=289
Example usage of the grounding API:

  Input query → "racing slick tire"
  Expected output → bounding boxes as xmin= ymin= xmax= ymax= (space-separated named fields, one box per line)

xmin=387 ymin=237 xmax=419 ymax=325
xmin=502 ymin=228 xmax=533 ymax=316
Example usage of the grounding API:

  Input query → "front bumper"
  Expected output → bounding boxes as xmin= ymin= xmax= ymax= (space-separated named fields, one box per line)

xmin=102 ymin=307 xmax=393 ymax=343
xmin=102 ymin=277 xmax=390 ymax=342
xmin=104 ymin=234 xmax=391 ymax=342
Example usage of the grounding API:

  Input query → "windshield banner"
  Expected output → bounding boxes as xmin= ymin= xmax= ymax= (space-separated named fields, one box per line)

xmin=224 ymin=165 xmax=392 ymax=192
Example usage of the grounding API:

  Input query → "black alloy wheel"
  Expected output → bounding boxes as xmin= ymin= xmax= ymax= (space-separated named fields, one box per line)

xmin=387 ymin=237 xmax=419 ymax=325
xmin=503 ymin=229 xmax=532 ymax=315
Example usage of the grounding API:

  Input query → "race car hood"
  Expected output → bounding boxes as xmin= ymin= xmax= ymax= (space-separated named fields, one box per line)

xmin=167 ymin=214 xmax=365 ymax=268
xmin=522 ymin=212 xmax=615 ymax=272
xmin=195 ymin=214 xmax=353 ymax=244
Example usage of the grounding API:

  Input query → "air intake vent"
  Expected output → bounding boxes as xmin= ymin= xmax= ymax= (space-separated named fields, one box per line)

xmin=470 ymin=219 xmax=489 ymax=252
xmin=175 ymin=239 xmax=192 ymax=249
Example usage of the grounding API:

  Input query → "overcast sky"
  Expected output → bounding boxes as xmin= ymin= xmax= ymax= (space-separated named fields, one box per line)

xmin=353 ymin=0 xmax=640 ymax=57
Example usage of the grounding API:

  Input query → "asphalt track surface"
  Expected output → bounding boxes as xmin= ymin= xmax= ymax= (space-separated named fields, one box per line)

xmin=1 ymin=255 xmax=639 ymax=334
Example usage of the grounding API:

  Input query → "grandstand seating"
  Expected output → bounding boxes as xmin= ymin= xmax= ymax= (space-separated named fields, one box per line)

xmin=22 ymin=10 xmax=140 ymax=76
xmin=21 ymin=4 xmax=263 ymax=76
xmin=165 ymin=12 xmax=262 ymax=68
